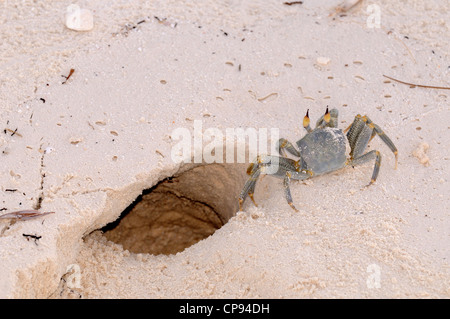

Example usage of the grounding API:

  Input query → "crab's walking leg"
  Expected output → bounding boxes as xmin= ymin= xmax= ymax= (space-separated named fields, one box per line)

xmin=283 ymin=173 xmax=298 ymax=212
xmin=277 ymin=138 xmax=300 ymax=157
xmin=347 ymin=115 xmax=372 ymax=159
xmin=368 ymin=120 xmax=398 ymax=169
xmin=239 ymin=168 xmax=261 ymax=210
xmin=347 ymin=150 xmax=382 ymax=186
xmin=239 ymin=155 xmax=310 ymax=211
xmin=282 ymin=171 xmax=311 ymax=212
xmin=347 ymin=114 xmax=398 ymax=169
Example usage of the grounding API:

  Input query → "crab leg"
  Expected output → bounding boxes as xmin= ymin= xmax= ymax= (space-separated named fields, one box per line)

xmin=277 ymin=138 xmax=301 ymax=157
xmin=347 ymin=116 xmax=373 ymax=159
xmin=347 ymin=150 xmax=382 ymax=186
xmin=239 ymin=168 xmax=261 ymax=209
xmin=283 ymin=170 xmax=312 ymax=212
xmin=239 ymin=155 xmax=271 ymax=210
xmin=238 ymin=155 xmax=311 ymax=211
xmin=283 ymin=173 xmax=297 ymax=211
xmin=367 ymin=120 xmax=398 ymax=169
xmin=347 ymin=114 xmax=398 ymax=169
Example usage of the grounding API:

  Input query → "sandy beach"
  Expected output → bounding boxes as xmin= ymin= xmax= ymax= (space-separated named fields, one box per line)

xmin=0 ymin=0 xmax=449 ymax=298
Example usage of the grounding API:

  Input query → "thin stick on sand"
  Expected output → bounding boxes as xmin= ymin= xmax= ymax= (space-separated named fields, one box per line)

xmin=383 ymin=75 xmax=450 ymax=90
xmin=0 ymin=210 xmax=55 ymax=221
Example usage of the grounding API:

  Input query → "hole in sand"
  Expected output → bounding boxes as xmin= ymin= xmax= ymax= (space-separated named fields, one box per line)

xmin=100 ymin=163 xmax=247 ymax=255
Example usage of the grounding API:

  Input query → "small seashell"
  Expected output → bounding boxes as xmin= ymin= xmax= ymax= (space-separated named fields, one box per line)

xmin=65 ymin=4 xmax=94 ymax=31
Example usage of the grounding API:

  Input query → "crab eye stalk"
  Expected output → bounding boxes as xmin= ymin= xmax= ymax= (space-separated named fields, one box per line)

xmin=324 ymin=106 xmax=331 ymax=123
xmin=303 ymin=109 xmax=310 ymax=127
xmin=303 ymin=109 xmax=312 ymax=132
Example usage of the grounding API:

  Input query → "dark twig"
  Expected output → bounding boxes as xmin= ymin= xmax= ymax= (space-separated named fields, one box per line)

xmin=383 ymin=75 xmax=450 ymax=90
xmin=0 ymin=210 xmax=55 ymax=221
xmin=23 ymin=233 xmax=42 ymax=245
xmin=62 ymin=68 xmax=75 ymax=84
xmin=283 ymin=1 xmax=303 ymax=5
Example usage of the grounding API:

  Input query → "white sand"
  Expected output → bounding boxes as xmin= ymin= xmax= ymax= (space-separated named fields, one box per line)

xmin=0 ymin=0 xmax=449 ymax=298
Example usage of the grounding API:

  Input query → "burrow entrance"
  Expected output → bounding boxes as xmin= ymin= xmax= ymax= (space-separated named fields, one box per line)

xmin=101 ymin=163 xmax=247 ymax=255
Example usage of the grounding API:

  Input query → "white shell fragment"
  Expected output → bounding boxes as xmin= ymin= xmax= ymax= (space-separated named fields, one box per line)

xmin=44 ymin=146 xmax=55 ymax=154
xmin=317 ymin=56 xmax=331 ymax=66
xmin=65 ymin=4 xmax=94 ymax=31
xmin=412 ymin=142 xmax=430 ymax=167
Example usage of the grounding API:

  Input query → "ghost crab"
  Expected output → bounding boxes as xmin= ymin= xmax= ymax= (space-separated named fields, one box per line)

xmin=238 ymin=107 xmax=398 ymax=211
